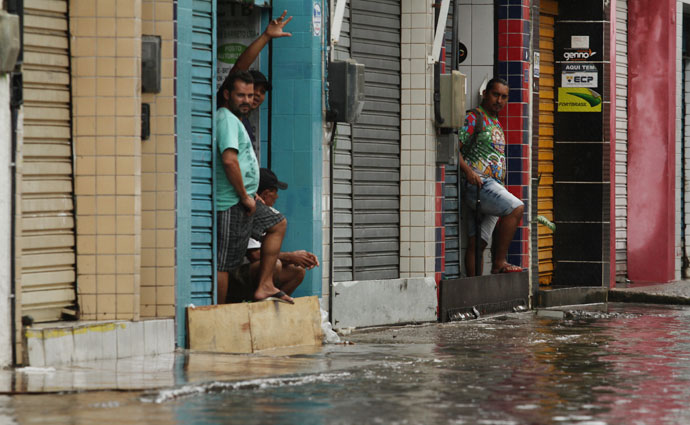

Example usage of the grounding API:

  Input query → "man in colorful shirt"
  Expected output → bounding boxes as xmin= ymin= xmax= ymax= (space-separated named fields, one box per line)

xmin=458 ymin=77 xmax=524 ymax=276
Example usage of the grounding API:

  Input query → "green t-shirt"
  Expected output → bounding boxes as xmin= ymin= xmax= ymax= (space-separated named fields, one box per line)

xmin=215 ymin=108 xmax=259 ymax=211
xmin=458 ymin=106 xmax=506 ymax=183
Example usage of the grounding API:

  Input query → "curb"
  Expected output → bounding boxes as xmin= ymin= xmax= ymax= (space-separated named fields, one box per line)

xmin=608 ymin=290 xmax=690 ymax=305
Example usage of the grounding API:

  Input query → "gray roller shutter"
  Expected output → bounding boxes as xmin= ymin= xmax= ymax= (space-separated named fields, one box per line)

xmin=443 ymin=4 xmax=461 ymax=279
xmin=20 ymin=0 xmax=76 ymax=322
xmin=350 ymin=0 xmax=401 ymax=280
xmin=615 ymin=0 xmax=628 ymax=280
xmin=332 ymin=2 xmax=354 ymax=282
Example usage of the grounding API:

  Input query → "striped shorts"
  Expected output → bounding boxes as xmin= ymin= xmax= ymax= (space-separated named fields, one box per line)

xmin=217 ymin=201 xmax=285 ymax=272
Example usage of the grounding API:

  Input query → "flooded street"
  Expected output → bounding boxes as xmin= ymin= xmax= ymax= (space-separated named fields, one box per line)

xmin=6 ymin=303 xmax=690 ymax=425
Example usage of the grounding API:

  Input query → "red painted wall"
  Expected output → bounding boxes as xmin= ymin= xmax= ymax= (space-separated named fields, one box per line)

xmin=627 ymin=0 xmax=676 ymax=282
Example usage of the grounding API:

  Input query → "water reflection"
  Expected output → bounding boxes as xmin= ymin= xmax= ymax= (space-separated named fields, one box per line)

xmin=8 ymin=303 xmax=690 ymax=425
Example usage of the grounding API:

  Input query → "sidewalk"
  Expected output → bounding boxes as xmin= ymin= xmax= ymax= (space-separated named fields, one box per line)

xmin=5 ymin=281 xmax=690 ymax=395
xmin=609 ymin=280 xmax=690 ymax=305
xmin=0 ymin=345 xmax=328 ymax=395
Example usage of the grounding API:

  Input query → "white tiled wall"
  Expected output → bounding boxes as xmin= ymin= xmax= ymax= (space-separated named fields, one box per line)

xmin=400 ymin=0 xmax=437 ymax=277
xmin=457 ymin=2 xmax=495 ymax=108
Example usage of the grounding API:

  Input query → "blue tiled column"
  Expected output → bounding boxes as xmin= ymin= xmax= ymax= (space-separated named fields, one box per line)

xmin=270 ymin=0 xmax=323 ymax=297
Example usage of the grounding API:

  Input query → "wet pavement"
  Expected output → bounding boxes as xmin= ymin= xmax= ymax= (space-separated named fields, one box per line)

xmin=4 ymin=302 xmax=690 ymax=424
xmin=610 ymin=280 xmax=690 ymax=304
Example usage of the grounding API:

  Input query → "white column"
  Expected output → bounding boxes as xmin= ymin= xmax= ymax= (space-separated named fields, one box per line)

xmin=0 ymin=72 xmax=13 ymax=367
xmin=400 ymin=0 xmax=437 ymax=278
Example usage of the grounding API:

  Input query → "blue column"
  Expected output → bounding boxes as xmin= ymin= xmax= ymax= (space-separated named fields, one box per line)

xmin=270 ymin=0 xmax=324 ymax=297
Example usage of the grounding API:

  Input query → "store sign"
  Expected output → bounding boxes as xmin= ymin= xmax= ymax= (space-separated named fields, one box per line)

xmin=563 ymin=49 xmax=597 ymax=61
xmin=554 ymin=23 xmax=603 ymax=65
xmin=557 ymin=87 xmax=602 ymax=112
xmin=562 ymin=63 xmax=598 ymax=87
xmin=216 ymin=4 xmax=261 ymax=89
xmin=313 ymin=2 xmax=322 ymax=36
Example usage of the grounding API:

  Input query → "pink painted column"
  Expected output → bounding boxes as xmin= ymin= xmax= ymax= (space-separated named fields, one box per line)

xmin=627 ymin=0 xmax=676 ymax=282
xmin=610 ymin=0 xmax=617 ymax=288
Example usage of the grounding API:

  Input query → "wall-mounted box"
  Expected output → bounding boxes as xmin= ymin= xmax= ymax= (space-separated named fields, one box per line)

xmin=327 ymin=59 xmax=365 ymax=123
xmin=0 ymin=11 xmax=21 ymax=73
xmin=142 ymin=35 xmax=161 ymax=93
xmin=438 ymin=70 xmax=467 ymax=129
xmin=436 ymin=132 xmax=457 ymax=165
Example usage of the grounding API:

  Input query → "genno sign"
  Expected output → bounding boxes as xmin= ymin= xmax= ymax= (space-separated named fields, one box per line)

xmin=563 ymin=49 xmax=597 ymax=61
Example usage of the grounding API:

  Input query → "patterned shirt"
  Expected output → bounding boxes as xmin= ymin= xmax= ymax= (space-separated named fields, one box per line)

xmin=458 ymin=106 xmax=506 ymax=183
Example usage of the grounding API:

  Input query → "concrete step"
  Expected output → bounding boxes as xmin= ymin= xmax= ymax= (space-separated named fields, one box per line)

xmin=439 ymin=272 xmax=529 ymax=322
xmin=536 ymin=286 xmax=608 ymax=307
xmin=24 ymin=319 xmax=175 ymax=367
xmin=331 ymin=277 xmax=438 ymax=329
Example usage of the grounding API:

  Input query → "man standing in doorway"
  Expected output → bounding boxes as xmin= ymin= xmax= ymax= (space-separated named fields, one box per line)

xmin=458 ymin=77 xmax=525 ymax=276
xmin=218 ymin=10 xmax=292 ymax=159
xmin=215 ymin=70 xmax=293 ymax=304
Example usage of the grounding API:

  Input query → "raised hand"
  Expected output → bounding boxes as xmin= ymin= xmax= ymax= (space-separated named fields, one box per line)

xmin=265 ymin=10 xmax=293 ymax=39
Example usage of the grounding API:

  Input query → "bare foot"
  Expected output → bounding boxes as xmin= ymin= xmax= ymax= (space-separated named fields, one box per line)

xmin=491 ymin=263 xmax=522 ymax=274
xmin=254 ymin=287 xmax=294 ymax=304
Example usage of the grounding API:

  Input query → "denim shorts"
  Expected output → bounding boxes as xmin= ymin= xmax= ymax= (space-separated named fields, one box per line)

xmin=464 ymin=177 xmax=524 ymax=243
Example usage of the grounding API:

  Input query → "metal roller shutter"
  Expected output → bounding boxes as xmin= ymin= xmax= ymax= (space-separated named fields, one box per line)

xmin=350 ymin=0 xmax=401 ymax=280
xmin=615 ymin=0 xmax=628 ymax=280
xmin=20 ymin=0 xmax=76 ymax=322
xmin=332 ymin=2 xmax=354 ymax=282
xmin=443 ymin=5 xmax=461 ymax=279
xmin=538 ymin=0 xmax=557 ymax=285
xmin=176 ymin=0 xmax=215 ymax=340
xmin=189 ymin=0 xmax=215 ymax=305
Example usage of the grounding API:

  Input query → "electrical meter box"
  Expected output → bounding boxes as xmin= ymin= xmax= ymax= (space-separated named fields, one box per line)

xmin=328 ymin=59 xmax=366 ymax=123
xmin=438 ymin=70 xmax=467 ymax=129
xmin=0 ymin=11 xmax=21 ymax=73
xmin=142 ymin=35 xmax=161 ymax=93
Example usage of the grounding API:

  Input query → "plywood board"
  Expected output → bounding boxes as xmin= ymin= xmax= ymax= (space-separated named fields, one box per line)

xmin=187 ymin=304 xmax=253 ymax=354
xmin=187 ymin=296 xmax=323 ymax=354
xmin=249 ymin=296 xmax=323 ymax=352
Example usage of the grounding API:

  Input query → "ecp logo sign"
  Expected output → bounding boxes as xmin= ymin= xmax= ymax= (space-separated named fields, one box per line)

xmin=562 ymin=72 xmax=598 ymax=88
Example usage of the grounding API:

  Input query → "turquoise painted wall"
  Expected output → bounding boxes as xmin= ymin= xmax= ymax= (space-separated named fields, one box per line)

xmin=270 ymin=0 xmax=324 ymax=297
xmin=175 ymin=0 xmax=217 ymax=346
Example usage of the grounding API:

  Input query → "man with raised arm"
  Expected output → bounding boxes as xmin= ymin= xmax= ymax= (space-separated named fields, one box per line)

xmin=215 ymin=70 xmax=293 ymax=304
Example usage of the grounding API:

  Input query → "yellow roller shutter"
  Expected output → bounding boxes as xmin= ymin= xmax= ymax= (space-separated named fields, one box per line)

xmin=538 ymin=0 xmax=557 ymax=285
xmin=20 ymin=0 xmax=76 ymax=322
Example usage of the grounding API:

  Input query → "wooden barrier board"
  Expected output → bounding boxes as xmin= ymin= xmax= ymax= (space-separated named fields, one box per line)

xmin=187 ymin=296 xmax=323 ymax=353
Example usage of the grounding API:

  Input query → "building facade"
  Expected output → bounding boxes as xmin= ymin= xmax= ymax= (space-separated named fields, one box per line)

xmin=4 ymin=0 xmax=690 ymax=365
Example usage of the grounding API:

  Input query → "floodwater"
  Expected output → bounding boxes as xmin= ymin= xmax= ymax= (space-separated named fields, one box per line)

xmin=6 ymin=303 xmax=690 ymax=425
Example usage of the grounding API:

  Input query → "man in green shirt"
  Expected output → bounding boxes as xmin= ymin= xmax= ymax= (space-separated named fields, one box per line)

xmin=215 ymin=71 xmax=293 ymax=304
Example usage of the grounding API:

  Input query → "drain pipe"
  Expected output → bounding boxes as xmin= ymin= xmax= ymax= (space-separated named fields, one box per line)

xmin=9 ymin=73 xmax=22 ymax=364
xmin=8 ymin=0 xmax=24 ymax=366
xmin=325 ymin=0 xmax=335 ymax=325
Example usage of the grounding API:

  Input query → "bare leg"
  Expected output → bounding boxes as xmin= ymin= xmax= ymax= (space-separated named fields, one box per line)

xmin=253 ymin=218 xmax=293 ymax=302
xmin=249 ymin=258 xmax=282 ymax=285
xmin=465 ymin=236 xmax=488 ymax=277
xmin=491 ymin=205 xmax=524 ymax=272
xmin=249 ymin=259 xmax=305 ymax=296
xmin=277 ymin=264 xmax=306 ymax=295
xmin=217 ymin=271 xmax=229 ymax=304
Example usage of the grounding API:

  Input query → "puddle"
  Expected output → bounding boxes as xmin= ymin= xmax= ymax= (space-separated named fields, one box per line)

xmin=7 ymin=303 xmax=690 ymax=424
